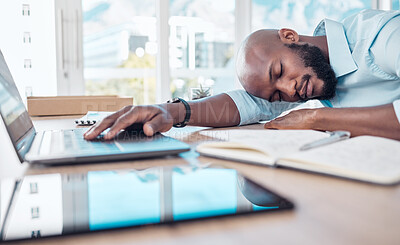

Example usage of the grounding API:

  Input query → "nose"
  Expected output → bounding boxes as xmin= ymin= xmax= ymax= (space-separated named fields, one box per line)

xmin=276 ymin=78 xmax=297 ymax=98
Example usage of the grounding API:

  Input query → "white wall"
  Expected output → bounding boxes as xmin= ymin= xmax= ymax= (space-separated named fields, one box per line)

xmin=0 ymin=0 xmax=57 ymax=101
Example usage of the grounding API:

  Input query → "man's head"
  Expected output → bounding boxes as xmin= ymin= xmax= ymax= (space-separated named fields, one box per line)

xmin=236 ymin=29 xmax=337 ymax=102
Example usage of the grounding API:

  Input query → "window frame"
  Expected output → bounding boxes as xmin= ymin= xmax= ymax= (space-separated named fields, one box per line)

xmin=55 ymin=0 xmax=84 ymax=96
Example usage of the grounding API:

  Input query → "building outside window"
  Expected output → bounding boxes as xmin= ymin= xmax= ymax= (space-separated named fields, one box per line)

xmin=169 ymin=0 xmax=236 ymax=99
xmin=82 ymin=0 xmax=236 ymax=103
xmin=82 ymin=0 xmax=157 ymax=105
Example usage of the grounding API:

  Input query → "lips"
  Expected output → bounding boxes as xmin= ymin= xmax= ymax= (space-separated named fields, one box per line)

xmin=298 ymin=78 xmax=313 ymax=100
xmin=299 ymin=80 xmax=308 ymax=99
xmin=306 ymin=79 xmax=313 ymax=98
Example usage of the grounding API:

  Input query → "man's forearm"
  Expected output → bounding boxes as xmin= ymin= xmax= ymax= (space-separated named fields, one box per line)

xmin=314 ymin=104 xmax=400 ymax=140
xmin=162 ymin=93 xmax=240 ymax=127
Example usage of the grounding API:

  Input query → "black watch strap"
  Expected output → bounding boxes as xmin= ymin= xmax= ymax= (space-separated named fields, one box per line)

xmin=167 ymin=97 xmax=191 ymax=128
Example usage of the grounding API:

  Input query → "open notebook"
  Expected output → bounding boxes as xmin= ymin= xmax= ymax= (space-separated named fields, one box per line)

xmin=196 ymin=130 xmax=400 ymax=185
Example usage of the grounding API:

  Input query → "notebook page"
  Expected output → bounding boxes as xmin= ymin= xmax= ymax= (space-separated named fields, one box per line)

xmin=279 ymin=136 xmax=400 ymax=182
xmin=199 ymin=129 xmax=329 ymax=160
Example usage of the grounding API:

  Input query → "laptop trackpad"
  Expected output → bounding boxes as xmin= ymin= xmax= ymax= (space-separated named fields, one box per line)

xmin=114 ymin=132 xmax=177 ymax=152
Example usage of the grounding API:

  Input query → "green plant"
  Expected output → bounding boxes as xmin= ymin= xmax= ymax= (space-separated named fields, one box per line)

xmin=191 ymin=84 xmax=211 ymax=100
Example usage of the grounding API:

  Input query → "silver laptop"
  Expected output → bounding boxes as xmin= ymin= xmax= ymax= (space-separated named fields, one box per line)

xmin=0 ymin=50 xmax=190 ymax=165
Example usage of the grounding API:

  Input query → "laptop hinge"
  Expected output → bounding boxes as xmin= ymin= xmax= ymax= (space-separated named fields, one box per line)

xmin=16 ymin=127 xmax=36 ymax=163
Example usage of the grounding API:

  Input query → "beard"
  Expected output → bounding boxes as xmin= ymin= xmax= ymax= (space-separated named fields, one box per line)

xmin=286 ymin=43 xmax=338 ymax=100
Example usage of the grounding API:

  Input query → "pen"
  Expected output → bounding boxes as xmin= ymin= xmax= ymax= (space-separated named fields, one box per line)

xmin=299 ymin=131 xmax=351 ymax=151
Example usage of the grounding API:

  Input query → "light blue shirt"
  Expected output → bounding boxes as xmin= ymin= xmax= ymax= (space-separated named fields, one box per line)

xmin=226 ymin=9 xmax=400 ymax=125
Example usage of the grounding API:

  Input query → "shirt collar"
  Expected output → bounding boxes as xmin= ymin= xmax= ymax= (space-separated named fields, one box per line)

xmin=313 ymin=19 xmax=358 ymax=78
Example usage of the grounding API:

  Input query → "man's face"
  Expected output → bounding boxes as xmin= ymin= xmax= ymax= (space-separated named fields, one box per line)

xmin=237 ymin=30 xmax=337 ymax=102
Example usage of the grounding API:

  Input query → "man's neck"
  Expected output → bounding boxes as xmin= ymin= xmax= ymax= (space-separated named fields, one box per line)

xmin=299 ymin=35 xmax=330 ymax=63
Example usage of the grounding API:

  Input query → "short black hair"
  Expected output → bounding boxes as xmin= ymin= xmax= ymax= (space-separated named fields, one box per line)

xmin=286 ymin=43 xmax=338 ymax=100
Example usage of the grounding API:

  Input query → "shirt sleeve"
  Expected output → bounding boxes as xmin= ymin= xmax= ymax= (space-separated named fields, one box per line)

xmin=369 ymin=14 xmax=400 ymax=123
xmin=370 ymin=14 xmax=400 ymax=78
xmin=225 ymin=90 xmax=303 ymax=125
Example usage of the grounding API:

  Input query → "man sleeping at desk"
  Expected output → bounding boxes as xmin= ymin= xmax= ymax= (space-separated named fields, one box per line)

xmin=84 ymin=9 xmax=400 ymax=141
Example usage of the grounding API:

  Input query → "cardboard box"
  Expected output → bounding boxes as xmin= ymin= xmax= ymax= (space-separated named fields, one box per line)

xmin=27 ymin=95 xmax=133 ymax=116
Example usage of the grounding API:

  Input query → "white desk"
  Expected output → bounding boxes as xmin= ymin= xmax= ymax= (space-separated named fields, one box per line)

xmin=5 ymin=116 xmax=400 ymax=245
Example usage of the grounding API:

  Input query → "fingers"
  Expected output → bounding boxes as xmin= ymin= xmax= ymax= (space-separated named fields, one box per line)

xmin=104 ymin=107 xmax=142 ymax=140
xmin=264 ymin=121 xmax=273 ymax=129
xmin=103 ymin=106 xmax=163 ymax=139
xmin=265 ymin=116 xmax=299 ymax=129
xmin=264 ymin=120 xmax=279 ymax=129
xmin=83 ymin=106 xmax=131 ymax=140
xmin=143 ymin=114 xmax=173 ymax=136
xmin=264 ymin=110 xmax=314 ymax=130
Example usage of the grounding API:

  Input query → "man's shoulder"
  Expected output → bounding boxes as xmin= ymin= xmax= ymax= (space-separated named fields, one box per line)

xmin=341 ymin=9 xmax=400 ymax=44
xmin=342 ymin=9 xmax=400 ymax=29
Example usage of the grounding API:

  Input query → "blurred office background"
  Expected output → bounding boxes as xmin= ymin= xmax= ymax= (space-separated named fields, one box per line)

xmin=0 ymin=0 xmax=398 ymax=105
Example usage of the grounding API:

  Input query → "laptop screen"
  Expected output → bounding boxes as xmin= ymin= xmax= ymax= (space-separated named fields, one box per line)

xmin=0 ymin=51 xmax=33 ymax=147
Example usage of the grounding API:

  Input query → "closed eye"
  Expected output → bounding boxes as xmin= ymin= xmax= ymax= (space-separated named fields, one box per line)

xmin=277 ymin=62 xmax=283 ymax=101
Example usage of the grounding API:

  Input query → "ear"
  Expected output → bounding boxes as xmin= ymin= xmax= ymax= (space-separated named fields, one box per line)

xmin=278 ymin=28 xmax=299 ymax=44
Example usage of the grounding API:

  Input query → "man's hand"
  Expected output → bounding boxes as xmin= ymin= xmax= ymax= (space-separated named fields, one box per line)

xmin=83 ymin=93 xmax=240 ymax=140
xmin=264 ymin=109 xmax=318 ymax=130
xmin=264 ymin=105 xmax=400 ymax=141
xmin=84 ymin=104 xmax=177 ymax=140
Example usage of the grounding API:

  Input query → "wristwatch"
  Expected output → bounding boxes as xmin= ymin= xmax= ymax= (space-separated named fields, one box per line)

xmin=167 ymin=97 xmax=191 ymax=128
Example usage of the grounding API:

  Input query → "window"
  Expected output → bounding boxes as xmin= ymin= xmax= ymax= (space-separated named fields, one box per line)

xmin=393 ymin=0 xmax=400 ymax=9
xmin=252 ymin=0 xmax=372 ymax=34
xmin=22 ymin=4 xmax=30 ymax=16
xmin=83 ymin=0 xmax=236 ymax=103
xmin=31 ymin=207 xmax=40 ymax=219
xmin=30 ymin=182 xmax=39 ymax=194
xmin=1 ymin=0 xmax=394 ymax=104
xmin=82 ymin=0 xmax=157 ymax=105
xmin=169 ymin=0 xmax=236 ymax=100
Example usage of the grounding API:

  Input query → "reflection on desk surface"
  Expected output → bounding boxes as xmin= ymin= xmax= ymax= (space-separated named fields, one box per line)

xmin=0 ymin=164 xmax=293 ymax=241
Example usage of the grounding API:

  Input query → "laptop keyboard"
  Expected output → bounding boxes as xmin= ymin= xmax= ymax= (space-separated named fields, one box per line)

xmin=41 ymin=128 xmax=122 ymax=156
xmin=70 ymin=129 xmax=121 ymax=154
